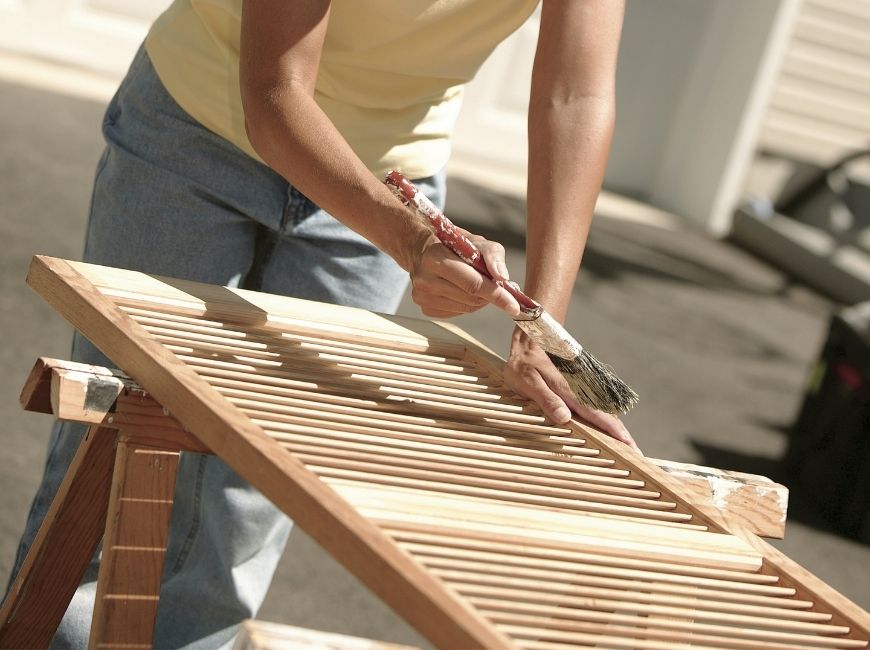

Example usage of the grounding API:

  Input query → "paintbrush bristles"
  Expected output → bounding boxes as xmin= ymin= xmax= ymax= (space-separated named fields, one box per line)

xmin=548 ymin=350 xmax=639 ymax=415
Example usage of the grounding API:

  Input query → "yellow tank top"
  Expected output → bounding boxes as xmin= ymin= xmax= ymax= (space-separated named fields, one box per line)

xmin=145 ymin=0 xmax=539 ymax=179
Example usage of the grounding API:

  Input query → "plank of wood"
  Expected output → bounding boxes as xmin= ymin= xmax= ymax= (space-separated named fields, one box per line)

xmin=18 ymin=356 xmax=55 ymax=415
xmin=17 ymin=358 xmax=208 ymax=453
xmin=50 ymin=366 xmax=126 ymax=425
xmin=426 ymin=568 xmax=823 ymax=618
xmin=27 ymin=255 xmax=515 ymax=650
xmin=334 ymin=482 xmax=761 ymax=572
xmin=651 ymin=458 xmax=788 ymax=539
xmin=74 ymin=260 xmax=469 ymax=356
xmin=0 ymin=426 xmax=117 ymax=648
xmin=89 ymin=438 xmax=180 ymax=648
xmin=235 ymin=620 xmax=420 ymax=650
xmin=20 ymin=357 xmax=130 ymax=415
xmin=505 ymin=618 xmax=858 ymax=650
xmin=487 ymin=609 xmax=867 ymax=648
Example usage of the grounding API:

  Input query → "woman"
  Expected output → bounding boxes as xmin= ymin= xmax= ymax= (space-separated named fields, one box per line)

xmin=10 ymin=1 xmax=634 ymax=647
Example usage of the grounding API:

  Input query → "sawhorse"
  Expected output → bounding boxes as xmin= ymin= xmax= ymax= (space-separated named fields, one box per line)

xmin=1 ymin=357 xmax=208 ymax=648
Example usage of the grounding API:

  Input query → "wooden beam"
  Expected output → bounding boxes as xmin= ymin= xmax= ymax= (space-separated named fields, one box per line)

xmin=19 ymin=356 xmax=56 ymax=415
xmin=0 ymin=426 xmax=117 ymax=648
xmin=651 ymin=458 xmax=788 ymax=539
xmin=235 ymin=620 xmax=420 ymax=650
xmin=89 ymin=437 xmax=180 ymax=649
xmin=19 ymin=357 xmax=209 ymax=453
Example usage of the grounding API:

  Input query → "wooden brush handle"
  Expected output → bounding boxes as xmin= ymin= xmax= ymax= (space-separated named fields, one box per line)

xmin=385 ymin=171 xmax=541 ymax=313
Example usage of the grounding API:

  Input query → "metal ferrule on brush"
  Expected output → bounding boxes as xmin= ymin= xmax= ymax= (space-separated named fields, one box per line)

xmin=513 ymin=307 xmax=583 ymax=360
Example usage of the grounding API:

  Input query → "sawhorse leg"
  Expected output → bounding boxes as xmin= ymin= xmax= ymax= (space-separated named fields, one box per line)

xmin=1 ymin=358 xmax=202 ymax=648
xmin=89 ymin=435 xmax=179 ymax=648
xmin=0 ymin=425 xmax=117 ymax=648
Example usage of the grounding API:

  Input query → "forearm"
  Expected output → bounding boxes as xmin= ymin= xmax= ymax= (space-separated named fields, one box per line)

xmin=525 ymin=96 xmax=614 ymax=321
xmin=523 ymin=0 xmax=622 ymax=323
xmin=242 ymin=86 xmax=430 ymax=272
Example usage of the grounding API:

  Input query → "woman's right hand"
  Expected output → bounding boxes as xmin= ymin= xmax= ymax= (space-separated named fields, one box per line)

xmin=408 ymin=232 xmax=522 ymax=319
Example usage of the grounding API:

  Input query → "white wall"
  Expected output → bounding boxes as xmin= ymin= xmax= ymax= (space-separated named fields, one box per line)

xmin=644 ymin=0 xmax=801 ymax=234
xmin=450 ymin=0 xmax=800 ymax=235
xmin=607 ymin=1 xmax=717 ymax=197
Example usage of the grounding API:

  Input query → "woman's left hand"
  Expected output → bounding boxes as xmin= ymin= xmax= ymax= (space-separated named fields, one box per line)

xmin=503 ymin=326 xmax=641 ymax=453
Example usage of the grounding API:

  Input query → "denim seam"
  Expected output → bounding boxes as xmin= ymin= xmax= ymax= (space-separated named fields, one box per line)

xmin=285 ymin=186 xmax=315 ymax=231
xmin=279 ymin=192 xmax=294 ymax=234
xmin=166 ymin=454 xmax=208 ymax=577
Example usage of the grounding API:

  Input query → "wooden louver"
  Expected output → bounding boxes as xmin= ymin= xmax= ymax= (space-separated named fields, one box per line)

xmin=21 ymin=256 xmax=870 ymax=649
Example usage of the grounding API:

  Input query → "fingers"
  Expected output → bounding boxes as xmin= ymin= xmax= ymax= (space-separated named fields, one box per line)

xmin=411 ymin=243 xmax=520 ymax=317
xmin=504 ymin=334 xmax=642 ymax=453
xmin=568 ymin=402 xmax=643 ymax=454
xmin=523 ymin=362 xmax=571 ymax=424
xmin=504 ymin=355 xmax=573 ymax=424
xmin=545 ymin=366 xmax=642 ymax=454
xmin=413 ymin=291 xmax=485 ymax=318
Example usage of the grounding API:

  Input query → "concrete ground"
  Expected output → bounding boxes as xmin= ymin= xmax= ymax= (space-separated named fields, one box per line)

xmin=1 ymin=55 xmax=867 ymax=646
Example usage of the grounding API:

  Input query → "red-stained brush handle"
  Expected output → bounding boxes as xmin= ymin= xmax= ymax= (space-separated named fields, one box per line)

xmin=385 ymin=171 xmax=541 ymax=313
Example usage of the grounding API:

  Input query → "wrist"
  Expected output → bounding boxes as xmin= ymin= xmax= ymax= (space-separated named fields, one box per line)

xmin=396 ymin=224 xmax=437 ymax=274
xmin=374 ymin=201 xmax=434 ymax=273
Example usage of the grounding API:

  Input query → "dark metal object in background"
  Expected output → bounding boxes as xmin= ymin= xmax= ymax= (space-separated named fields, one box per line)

xmin=776 ymin=149 xmax=870 ymax=252
xmin=785 ymin=302 xmax=870 ymax=542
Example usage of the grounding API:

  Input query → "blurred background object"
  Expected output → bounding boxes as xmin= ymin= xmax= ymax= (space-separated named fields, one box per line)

xmin=734 ymin=150 xmax=870 ymax=304
xmin=1 ymin=0 xmax=868 ymax=644
xmin=785 ymin=301 xmax=870 ymax=542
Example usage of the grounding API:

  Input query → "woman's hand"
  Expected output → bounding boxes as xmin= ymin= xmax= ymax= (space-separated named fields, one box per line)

xmin=503 ymin=326 xmax=641 ymax=453
xmin=408 ymin=230 xmax=521 ymax=319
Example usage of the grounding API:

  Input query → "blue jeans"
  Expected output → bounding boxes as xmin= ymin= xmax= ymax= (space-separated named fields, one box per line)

xmin=8 ymin=46 xmax=445 ymax=649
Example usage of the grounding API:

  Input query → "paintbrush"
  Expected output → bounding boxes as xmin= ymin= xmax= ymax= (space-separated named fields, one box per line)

xmin=385 ymin=170 xmax=638 ymax=415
